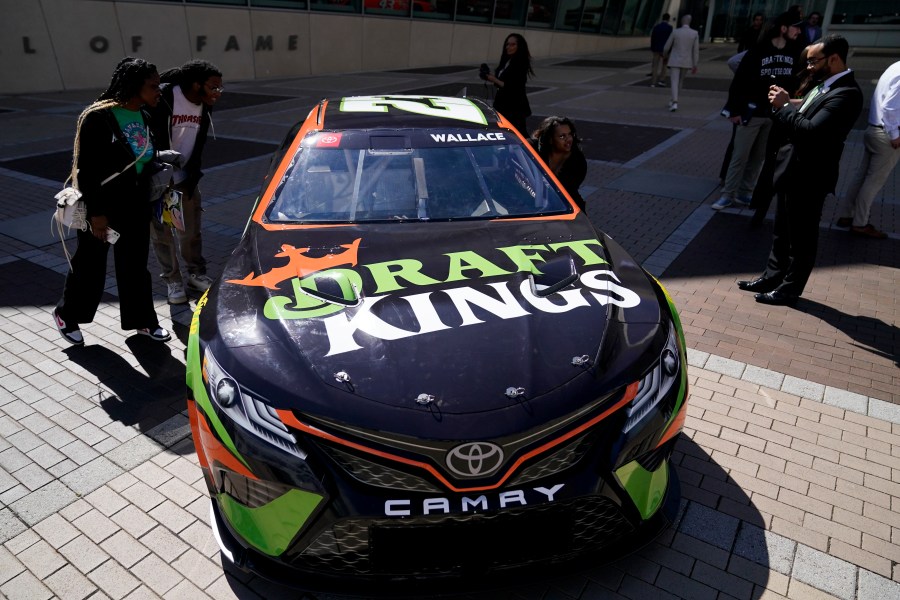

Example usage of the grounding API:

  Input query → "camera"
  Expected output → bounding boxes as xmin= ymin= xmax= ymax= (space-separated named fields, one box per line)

xmin=479 ymin=63 xmax=490 ymax=81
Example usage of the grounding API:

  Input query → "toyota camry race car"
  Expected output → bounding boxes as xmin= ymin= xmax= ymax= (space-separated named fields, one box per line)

xmin=186 ymin=95 xmax=688 ymax=590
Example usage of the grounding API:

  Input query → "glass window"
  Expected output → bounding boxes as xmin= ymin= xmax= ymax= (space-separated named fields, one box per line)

xmin=251 ymin=0 xmax=309 ymax=8
xmin=310 ymin=0 xmax=361 ymax=13
xmin=267 ymin=133 xmax=570 ymax=224
xmin=494 ymin=0 xmax=529 ymax=26
xmin=555 ymin=0 xmax=582 ymax=30
xmin=364 ymin=0 xmax=409 ymax=17
xmin=456 ymin=0 xmax=494 ymax=23
xmin=186 ymin=0 xmax=248 ymax=5
xmin=832 ymin=0 xmax=900 ymax=24
xmin=415 ymin=0 xmax=454 ymax=20
xmin=527 ymin=0 xmax=558 ymax=28
xmin=580 ymin=0 xmax=607 ymax=33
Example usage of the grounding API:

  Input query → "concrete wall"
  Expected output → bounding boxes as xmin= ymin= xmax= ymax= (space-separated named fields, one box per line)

xmin=0 ymin=0 xmax=649 ymax=95
xmin=830 ymin=25 xmax=900 ymax=50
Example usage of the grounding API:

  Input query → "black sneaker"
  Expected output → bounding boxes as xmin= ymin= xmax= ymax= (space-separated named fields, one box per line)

xmin=53 ymin=308 xmax=84 ymax=346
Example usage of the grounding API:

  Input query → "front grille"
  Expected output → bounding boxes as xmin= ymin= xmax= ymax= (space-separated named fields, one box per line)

xmin=327 ymin=447 xmax=441 ymax=493
xmin=290 ymin=495 xmax=633 ymax=576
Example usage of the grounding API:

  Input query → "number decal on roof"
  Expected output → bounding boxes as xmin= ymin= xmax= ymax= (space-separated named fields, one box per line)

xmin=339 ymin=96 xmax=488 ymax=125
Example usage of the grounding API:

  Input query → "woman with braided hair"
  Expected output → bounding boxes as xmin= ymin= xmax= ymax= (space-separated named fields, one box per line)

xmin=531 ymin=116 xmax=588 ymax=211
xmin=53 ymin=57 xmax=171 ymax=345
xmin=148 ymin=60 xmax=222 ymax=304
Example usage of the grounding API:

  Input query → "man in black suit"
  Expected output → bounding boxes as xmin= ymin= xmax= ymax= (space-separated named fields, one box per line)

xmin=737 ymin=34 xmax=863 ymax=306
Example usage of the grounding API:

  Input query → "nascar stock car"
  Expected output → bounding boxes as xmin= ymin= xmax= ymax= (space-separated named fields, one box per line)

xmin=186 ymin=95 xmax=689 ymax=589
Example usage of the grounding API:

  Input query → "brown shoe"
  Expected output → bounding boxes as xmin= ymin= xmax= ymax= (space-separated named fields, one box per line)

xmin=850 ymin=224 xmax=887 ymax=239
xmin=835 ymin=217 xmax=852 ymax=228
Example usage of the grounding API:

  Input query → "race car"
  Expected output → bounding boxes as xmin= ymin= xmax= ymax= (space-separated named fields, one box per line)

xmin=186 ymin=95 xmax=688 ymax=591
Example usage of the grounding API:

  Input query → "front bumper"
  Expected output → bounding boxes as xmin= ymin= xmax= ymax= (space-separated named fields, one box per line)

xmin=208 ymin=462 xmax=681 ymax=594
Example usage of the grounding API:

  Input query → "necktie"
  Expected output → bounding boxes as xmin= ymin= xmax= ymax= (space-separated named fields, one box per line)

xmin=799 ymin=84 xmax=824 ymax=113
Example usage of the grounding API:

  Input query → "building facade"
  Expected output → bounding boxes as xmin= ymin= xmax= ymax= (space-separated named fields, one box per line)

xmin=1 ymin=0 xmax=895 ymax=95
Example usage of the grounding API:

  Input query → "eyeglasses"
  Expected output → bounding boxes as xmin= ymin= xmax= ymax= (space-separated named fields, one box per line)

xmin=806 ymin=56 xmax=827 ymax=66
xmin=556 ymin=132 xmax=574 ymax=140
xmin=206 ymin=85 xmax=225 ymax=93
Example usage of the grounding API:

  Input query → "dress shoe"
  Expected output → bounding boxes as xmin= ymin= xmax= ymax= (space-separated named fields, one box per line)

xmin=755 ymin=290 xmax=799 ymax=306
xmin=835 ymin=217 xmax=852 ymax=228
xmin=737 ymin=277 xmax=779 ymax=293
xmin=850 ymin=224 xmax=887 ymax=239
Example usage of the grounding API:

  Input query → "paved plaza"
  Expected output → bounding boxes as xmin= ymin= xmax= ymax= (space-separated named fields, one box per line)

xmin=0 ymin=43 xmax=899 ymax=599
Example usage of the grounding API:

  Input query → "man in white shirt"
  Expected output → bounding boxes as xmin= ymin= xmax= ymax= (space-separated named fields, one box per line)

xmin=148 ymin=60 xmax=223 ymax=303
xmin=662 ymin=14 xmax=700 ymax=112
xmin=835 ymin=60 xmax=900 ymax=239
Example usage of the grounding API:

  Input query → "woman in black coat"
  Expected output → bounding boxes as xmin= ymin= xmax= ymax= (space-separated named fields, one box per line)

xmin=532 ymin=116 xmax=588 ymax=211
xmin=53 ymin=57 xmax=171 ymax=345
xmin=484 ymin=33 xmax=534 ymax=136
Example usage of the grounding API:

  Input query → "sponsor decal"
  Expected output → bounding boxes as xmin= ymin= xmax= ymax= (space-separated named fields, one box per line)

xmin=228 ymin=238 xmax=641 ymax=356
xmin=316 ymin=133 xmax=342 ymax=148
xmin=339 ymin=96 xmax=488 ymax=125
xmin=430 ymin=132 xmax=506 ymax=143
xmin=384 ymin=483 xmax=565 ymax=516
xmin=227 ymin=240 xmax=361 ymax=290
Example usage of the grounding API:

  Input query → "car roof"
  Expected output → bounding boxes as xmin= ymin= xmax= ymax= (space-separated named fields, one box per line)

xmin=319 ymin=95 xmax=502 ymax=131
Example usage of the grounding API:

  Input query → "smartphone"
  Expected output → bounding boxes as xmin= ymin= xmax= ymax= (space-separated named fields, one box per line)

xmin=106 ymin=227 xmax=120 ymax=244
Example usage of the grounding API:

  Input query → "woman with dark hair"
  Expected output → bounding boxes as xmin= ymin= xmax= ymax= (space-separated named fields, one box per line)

xmin=53 ymin=57 xmax=171 ymax=345
xmin=531 ymin=116 xmax=587 ymax=211
xmin=148 ymin=59 xmax=223 ymax=304
xmin=483 ymin=33 xmax=534 ymax=136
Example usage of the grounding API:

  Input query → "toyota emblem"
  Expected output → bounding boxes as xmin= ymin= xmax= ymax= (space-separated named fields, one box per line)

xmin=446 ymin=442 xmax=504 ymax=477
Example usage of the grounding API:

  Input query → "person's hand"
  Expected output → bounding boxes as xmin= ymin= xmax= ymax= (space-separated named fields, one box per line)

xmin=891 ymin=137 xmax=900 ymax=149
xmin=768 ymin=85 xmax=790 ymax=108
xmin=729 ymin=116 xmax=742 ymax=124
xmin=90 ymin=215 xmax=109 ymax=241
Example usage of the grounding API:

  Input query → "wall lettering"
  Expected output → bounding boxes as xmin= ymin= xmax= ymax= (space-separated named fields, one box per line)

xmin=14 ymin=32 xmax=303 ymax=57
xmin=89 ymin=36 xmax=109 ymax=53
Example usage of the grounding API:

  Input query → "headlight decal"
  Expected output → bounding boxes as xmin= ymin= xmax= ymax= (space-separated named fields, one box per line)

xmin=187 ymin=346 xmax=249 ymax=472
xmin=217 ymin=487 xmax=323 ymax=557
xmin=189 ymin=400 xmax=258 ymax=482
xmin=203 ymin=349 xmax=306 ymax=460
xmin=622 ymin=325 xmax=681 ymax=434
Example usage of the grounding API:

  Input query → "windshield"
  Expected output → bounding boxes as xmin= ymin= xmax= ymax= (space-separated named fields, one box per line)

xmin=266 ymin=131 xmax=572 ymax=223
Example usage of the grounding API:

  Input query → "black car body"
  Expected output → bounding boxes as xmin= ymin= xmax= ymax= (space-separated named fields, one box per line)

xmin=186 ymin=95 xmax=689 ymax=591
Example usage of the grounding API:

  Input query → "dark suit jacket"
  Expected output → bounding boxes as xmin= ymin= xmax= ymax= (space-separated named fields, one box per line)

xmin=772 ymin=71 xmax=863 ymax=196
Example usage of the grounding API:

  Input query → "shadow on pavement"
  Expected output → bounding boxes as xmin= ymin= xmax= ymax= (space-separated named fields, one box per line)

xmin=62 ymin=339 xmax=188 ymax=447
xmin=799 ymin=299 xmax=900 ymax=368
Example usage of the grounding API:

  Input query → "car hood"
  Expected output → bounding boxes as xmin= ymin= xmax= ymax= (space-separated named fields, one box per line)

xmin=208 ymin=218 xmax=664 ymax=419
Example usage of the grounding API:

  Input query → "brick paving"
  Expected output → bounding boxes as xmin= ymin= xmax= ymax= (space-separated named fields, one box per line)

xmin=1 ymin=44 xmax=899 ymax=599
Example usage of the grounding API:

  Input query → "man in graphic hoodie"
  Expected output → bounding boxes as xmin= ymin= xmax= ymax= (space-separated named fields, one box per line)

xmin=713 ymin=12 xmax=802 ymax=210
xmin=148 ymin=60 xmax=222 ymax=304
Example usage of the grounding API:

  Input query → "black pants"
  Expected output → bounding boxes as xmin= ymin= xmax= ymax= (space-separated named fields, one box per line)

xmin=57 ymin=214 xmax=159 ymax=331
xmin=762 ymin=189 xmax=827 ymax=296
